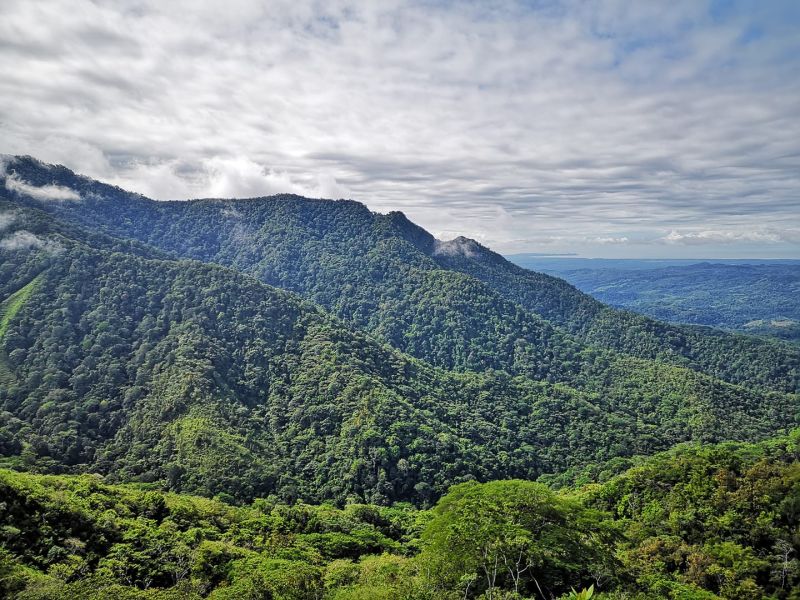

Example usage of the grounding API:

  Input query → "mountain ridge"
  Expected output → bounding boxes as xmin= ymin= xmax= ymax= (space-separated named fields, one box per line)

xmin=0 ymin=170 xmax=797 ymax=504
xmin=2 ymin=155 xmax=797 ymax=394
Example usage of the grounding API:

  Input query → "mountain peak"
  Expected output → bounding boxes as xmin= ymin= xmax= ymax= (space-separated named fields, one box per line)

xmin=432 ymin=236 xmax=482 ymax=258
xmin=376 ymin=210 xmax=435 ymax=253
xmin=430 ymin=236 xmax=512 ymax=269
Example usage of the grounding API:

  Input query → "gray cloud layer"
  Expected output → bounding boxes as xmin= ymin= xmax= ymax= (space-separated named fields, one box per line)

xmin=1 ymin=0 xmax=798 ymax=257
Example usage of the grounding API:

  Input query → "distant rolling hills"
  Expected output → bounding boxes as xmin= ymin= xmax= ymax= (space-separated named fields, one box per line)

xmin=508 ymin=256 xmax=800 ymax=343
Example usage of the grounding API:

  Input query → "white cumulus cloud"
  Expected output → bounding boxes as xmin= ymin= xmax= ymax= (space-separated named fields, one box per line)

xmin=663 ymin=229 xmax=785 ymax=245
xmin=4 ymin=173 xmax=80 ymax=201
xmin=592 ymin=236 xmax=630 ymax=245
xmin=0 ymin=230 xmax=63 ymax=253
xmin=0 ymin=211 xmax=16 ymax=232
xmin=203 ymin=156 xmax=349 ymax=200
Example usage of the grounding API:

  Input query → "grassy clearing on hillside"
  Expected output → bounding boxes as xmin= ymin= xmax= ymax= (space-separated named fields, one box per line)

xmin=0 ymin=274 xmax=43 ymax=385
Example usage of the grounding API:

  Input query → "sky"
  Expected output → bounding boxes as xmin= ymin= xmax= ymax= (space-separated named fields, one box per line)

xmin=1 ymin=0 xmax=799 ymax=258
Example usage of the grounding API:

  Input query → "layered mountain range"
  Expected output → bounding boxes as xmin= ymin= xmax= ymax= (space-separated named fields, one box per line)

xmin=0 ymin=155 xmax=798 ymax=505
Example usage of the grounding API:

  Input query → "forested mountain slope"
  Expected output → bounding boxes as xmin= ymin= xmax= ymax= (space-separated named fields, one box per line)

xmin=1 ymin=430 xmax=798 ymax=599
xmin=0 ymin=202 xmax=796 ymax=506
xmin=3 ymin=155 xmax=798 ymax=394
xmin=435 ymin=243 xmax=800 ymax=390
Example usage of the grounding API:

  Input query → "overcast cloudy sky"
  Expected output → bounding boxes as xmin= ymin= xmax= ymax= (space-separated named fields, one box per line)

xmin=2 ymin=1 xmax=799 ymax=257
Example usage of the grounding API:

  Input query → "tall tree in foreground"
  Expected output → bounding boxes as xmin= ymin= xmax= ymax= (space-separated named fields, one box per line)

xmin=418 ymin=480 xmax=616 ymax=599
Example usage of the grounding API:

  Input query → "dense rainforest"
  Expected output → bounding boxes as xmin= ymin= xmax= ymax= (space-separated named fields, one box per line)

xmin=0 ymin=199 xmax=796 ymax=505
xmin=0 ymin=155 xmax=799 ymax=598
xmin=0 ymin=199 xmax=797 ymax=505
xmin=1 ymin=431 xmax=799 ymax=599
